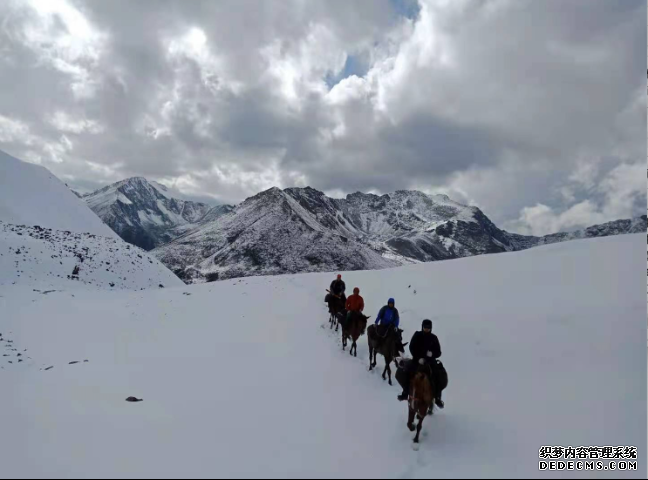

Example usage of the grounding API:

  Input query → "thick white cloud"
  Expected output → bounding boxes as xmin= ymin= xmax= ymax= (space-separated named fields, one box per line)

xmin=506 ymin=161 xmax=646 ymax=235
xmin=0 ymin=0 xmax=644 ymax=233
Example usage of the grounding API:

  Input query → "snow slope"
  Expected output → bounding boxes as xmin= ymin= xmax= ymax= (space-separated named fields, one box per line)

xmin=0 ymin=233 xmax=644 ymax=478
xmin=0 ymin=151 xmax=184 ymax=290
xmin=0 ymin=222 xmax=183 ymax=290
xmin=0 ymin=150 xmax=116 ymax=237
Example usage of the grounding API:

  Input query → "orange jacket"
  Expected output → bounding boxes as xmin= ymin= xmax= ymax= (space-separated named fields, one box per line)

xmin=346 ymin=294 xmax=364 ymax=312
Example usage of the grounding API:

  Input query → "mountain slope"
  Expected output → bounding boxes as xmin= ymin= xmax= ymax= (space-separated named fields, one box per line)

xmin=0 ymin=150 xmax=116 ymax=238
xmin=1 ymin=233 xmax=644 ymax=478
xmin=154 ymin=187 xmax=401 ymax=283
xmin=0 ymin=151 xmax=183 ymax=290
xmin=83 ymin=177 xmax=225 ymax=250
xmin=528 ymin=215 xmax=646 ymax=246
xmin=153 ymin=187 xmax=513 ymax=283
xmin=153 ymin=185 xmax=646 ymax=284
xmin=0 ymin=221 xmax=183 ymax=290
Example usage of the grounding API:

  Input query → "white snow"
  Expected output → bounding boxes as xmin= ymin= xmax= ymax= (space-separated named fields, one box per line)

xmin=0 ymin=222 xmax=184 ymax=290
xmin=116 ymin=192 xmax=133 ymax=205
xmin=0 ymin=233 xmax=644 ymax=478
xmin=0 ymin=150 xmax=116 ymax=238
xmin=0 ymin=152 xmax=187 ymax=290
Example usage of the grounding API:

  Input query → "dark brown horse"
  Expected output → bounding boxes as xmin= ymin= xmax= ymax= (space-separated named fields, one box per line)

xmin=367 ymin=325 xmax=407 ymax=385
xmin=326 ymin=290 xmax=345 ymax=331
xmin=341 ymin=311 xmax=371 ymax=357
xmin=407 ymin=367 xmax=435 ymax=445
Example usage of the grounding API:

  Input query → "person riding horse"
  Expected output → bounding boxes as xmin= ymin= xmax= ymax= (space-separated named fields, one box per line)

xmin=330 ymin=274 xmax=347 ymax=303
xmin=345 ymin=287 xmax=364 ymax=323
xmin=374 ymin=297 xmax=400 ymax=343
xmin=396 ymin=319 xmax=445 ymax=409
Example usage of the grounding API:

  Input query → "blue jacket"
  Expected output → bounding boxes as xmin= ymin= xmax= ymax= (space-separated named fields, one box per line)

xmin=375 ymin=298 xmax=399 ymax=328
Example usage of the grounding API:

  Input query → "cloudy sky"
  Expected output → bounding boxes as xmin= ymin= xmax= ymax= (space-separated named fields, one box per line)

xmin=0 ymin=0 xmax=645 ymax=235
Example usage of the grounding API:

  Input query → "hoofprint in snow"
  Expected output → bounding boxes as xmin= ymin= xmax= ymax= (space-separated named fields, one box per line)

xmin=0 ymin=234 xmax=644 ymax=478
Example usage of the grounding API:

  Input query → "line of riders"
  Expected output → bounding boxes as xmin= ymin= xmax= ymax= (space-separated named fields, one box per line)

xmin=325 ymin=274 xmax=448 ymax=412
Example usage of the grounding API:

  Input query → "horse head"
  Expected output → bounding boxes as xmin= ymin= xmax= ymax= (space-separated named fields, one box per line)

xmin=392 ymin=328 xmax=408 ymax=356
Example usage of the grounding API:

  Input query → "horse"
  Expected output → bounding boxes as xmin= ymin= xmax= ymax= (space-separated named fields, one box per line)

xmin=326 ymin=290 xmax=345 ymax=331
xmin=407 ymin=366 xmax=435 ymax=445
xmin=367 ymin=324 xmax=408 ymax=385
xmin=341 ymin=311 xmax=371 ymax=357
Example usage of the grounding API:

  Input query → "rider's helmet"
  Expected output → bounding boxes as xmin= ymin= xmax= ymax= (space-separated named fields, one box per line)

xmin=422 ymin=319 xmax=432 ymax=331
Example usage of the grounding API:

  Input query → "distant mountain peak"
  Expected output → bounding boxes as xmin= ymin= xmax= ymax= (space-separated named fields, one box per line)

xmin=82 ymin=176 xmax=221 ymax=251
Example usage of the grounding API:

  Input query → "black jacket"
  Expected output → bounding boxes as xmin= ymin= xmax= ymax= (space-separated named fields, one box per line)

xmin=409 ymin=331 xmax=441 ymax=364
xmin=330 ymin=279 xmax=346 ymax=296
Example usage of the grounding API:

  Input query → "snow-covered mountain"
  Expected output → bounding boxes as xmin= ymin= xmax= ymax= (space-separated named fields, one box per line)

xmin=0 ymin=150 xmax=184 ymax=290
xmin=152 ymin=185 xmax=647 ymax=283
xmin=153 ymin=187 xmax=402 ymax=283
xmin=2 ymin=233 xmax=645 ymax=477
xmin=82 ymin=177 xmax=231 ymax=250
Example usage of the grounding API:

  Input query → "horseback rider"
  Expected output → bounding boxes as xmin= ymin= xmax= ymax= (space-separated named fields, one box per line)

xmin=330 ymin=274 xmax=347 ymax=304
xmin=345 ymin=287 xmax=364 ymax=322
xmin=397 ymin=319 xmax=445 ymax=409
xmin=375 ymin=298 xmax=399 ymax=338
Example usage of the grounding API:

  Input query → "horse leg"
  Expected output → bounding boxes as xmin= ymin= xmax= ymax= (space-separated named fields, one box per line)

xmin=407 ymin=407 xmax=416 ymax=432
xmin=383 ymin=359 xmax=392 ymax=385
xmin=368 ymin=345 xmax=373 ymax=371
xmin=414 ymin=414 xmax=424 ymax=443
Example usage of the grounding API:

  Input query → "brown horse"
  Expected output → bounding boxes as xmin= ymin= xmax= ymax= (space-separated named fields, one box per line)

xmin=342 ymin=311 xmax=371 ymax=357
xmin=367 ymin=325 xmax=408 ymax=385
xmin=407 ymin=367 xmax=435 ymax=445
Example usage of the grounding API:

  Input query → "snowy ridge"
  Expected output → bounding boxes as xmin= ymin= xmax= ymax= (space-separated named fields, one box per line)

xmin=150 ymin=186 xmax=540 ymax=283
xmin=0 ymin=150 xmax=116 ymax=238
xmin=83 ymin=177 xmax=230 ymax=251
xmin=0 ymin=233 xmax=644 ymax=478
xmin=505 ymin=215 xmax=648 ymax=250
xmin=153 ymin=185 xmax=647 ymax=283
xmin=78 ymin=174 xmax=645 ymax=284
xmin=0 ymin=222 xmax=184 ymax=290
xmin=152 ymin=186 xmax=492 ymax=283
xmin=154 ymin=186 xmax=399 ymax=283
